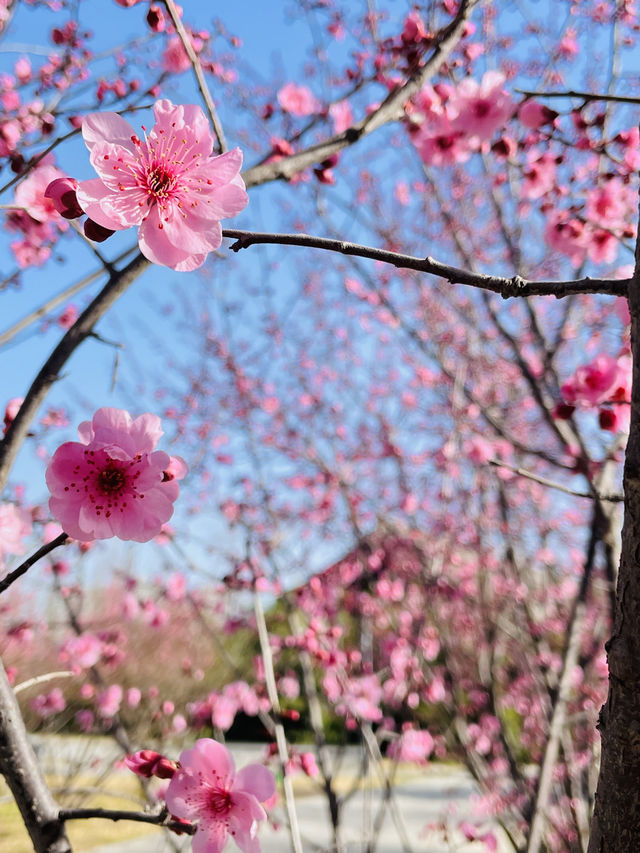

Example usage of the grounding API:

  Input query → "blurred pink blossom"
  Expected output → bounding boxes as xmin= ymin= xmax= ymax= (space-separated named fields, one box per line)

xmin=277 ymin=82 xmax=321 ymax=116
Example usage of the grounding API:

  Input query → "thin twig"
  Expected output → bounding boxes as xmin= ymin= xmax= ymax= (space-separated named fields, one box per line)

xmin=162 ymin=0 xmax=227 ymax=152
xmin=14 ymin=671 xmax=75 ymax=694
xmin=488 ymin=458 xmax=624 ymax=502
xmin=223 ymin=229 xmax=626 ymax=299
xmin=516 ymin=88 xmax=640 ymax=105
xmin=0 ymin=533 xmax=69 ymax=594
xmin=0 ymin=252 xmax=150 ymax=492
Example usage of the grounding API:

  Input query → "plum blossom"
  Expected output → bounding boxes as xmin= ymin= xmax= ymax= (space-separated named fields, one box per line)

xmin=387 ymin=726 xmax=435 ymax=764
xmin=14 ymin=156 xmax=67 ymax=223
xmin=31 ymin=688 xmax=66 ymax=718
xmin=74 ymin=100 xmax=248 ymax=271
xmin=0 ymin=502 xmax=31 ymax=565
xmin=448 ymin=71 xmax=514 ymax=142
xmin=46 ymin=407 xmax=187 ymax=542
xmin=561 ymin=354 xmax=631 ymax=408
xmin=165 ymin=739 xmax=276 ymax=853
xmin=277 ymin=83 xmax=321 ymax=116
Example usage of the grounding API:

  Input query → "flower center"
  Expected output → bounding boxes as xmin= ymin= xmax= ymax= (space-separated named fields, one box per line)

xmin=209 ymin=788 xmax=232 ymax=816
xmin=97 ymin=465 xmax=126 ymax=494
xmin=146 ymin=166 xmax=176 ymax=199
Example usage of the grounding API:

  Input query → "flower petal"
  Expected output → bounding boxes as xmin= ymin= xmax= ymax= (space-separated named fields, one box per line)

xmin=234 ymin=765 xmax=276 ymax=803
xmin=138 ymin=205 xmax=201 ymax=269
xmin=82 ymin=111 xmax=137 ymax=153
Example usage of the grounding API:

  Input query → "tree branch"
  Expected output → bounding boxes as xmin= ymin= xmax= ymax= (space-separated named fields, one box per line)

xmin=0 ymin=252 xmax=150 ymax=494
xmin=58 ymin=805 xmax=196 ymax=834
xmin=223 ymin=229 xmax=626 ymax=299
xmin=241 ymin=0 xmax=480 ymax=187
xmin=0 ymin=533 xmax=69 ymax=594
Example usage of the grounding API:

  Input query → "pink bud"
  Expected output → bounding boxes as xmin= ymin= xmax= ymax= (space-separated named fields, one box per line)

xmin=45 ymin=177 xmax=84 ymax=219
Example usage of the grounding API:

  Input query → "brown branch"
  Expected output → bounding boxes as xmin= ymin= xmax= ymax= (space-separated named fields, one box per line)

xmin=0 ymin=533 xmax=69 ymax=594
xmin=516 ymin=88 xmax=640 ymax=105
xmin=242 ymin=0 xmax=480 ymax=188
xmin=58 ymin=805 xmax=196 ymax=834
xmin=162 ymin=0 xmax=227 ymax=153
xmin=0 ymin=252 xmax=150 ymax=493
xmin=223 ymin=229 xmax=627 ymax=299
xmin=0 ymin=660 xmax=72 ymax=853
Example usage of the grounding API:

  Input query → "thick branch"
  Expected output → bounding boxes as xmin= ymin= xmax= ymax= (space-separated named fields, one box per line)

xmin=223 ymin=230 xmax=625 ymax=299
xmin=0 ymin=660 xmax=72 ymax=853
xmin=0 ymin=252 xmax=150 ymax=494
xmin=242 ymin=0 xmax=480 ymax=187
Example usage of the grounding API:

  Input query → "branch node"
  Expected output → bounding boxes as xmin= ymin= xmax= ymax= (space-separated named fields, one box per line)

xmin=501 ymin=275 xmax=527 ymax=299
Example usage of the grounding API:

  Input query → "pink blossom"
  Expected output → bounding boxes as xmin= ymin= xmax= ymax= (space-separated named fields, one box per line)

xmin=125 ymin=749 xmax=177 ymax=778
xmin=44 ymin=177 xmax=84 ymax=219
xmin=60 ymin=633 xmax=103 ymax=668
xmin=518 ymin=99 xmax=557 ymax=129
xmin=14 ymin=156 xmax=66 ymax=223
xmin=0 ymin=502 xmax=31 ymax=563
xmin=544 ymin=211 xmax=587 ymax=267
xmin=162 ymin=35 xmax=202 ymax=74
xmin=387 ymin=727 xmax=434 ymax=764
xmin=561 ymin=354 xmax=631 ymax=407
xmin=31 ymin=688 xmax=66 ymax=718
xmin=165 ymin=738 xmax=276 ymax=853
xmin=127 ymin=686 xmax=142 ymax=707
xmin=449 ymin=71 xmax=514 ymax=141
xmin=75 ymin=100 xmax=248 ymax=271
xmin=3 ymin=397 xmax=23 ymax=434
xmin=521 ymin=152 xmax=557 ymax=200
xmin=97 ymin=684 xmax=123 ymax=718
xmin=57 ymin=304 xmax=78 ymax=329
xmin=46 ymin=407 xmax=186 ymax=542
xmin=412 ymin=115 xmax=473 ymax=167
xmin=277 ymin=82 xmax=321 ymax=117
xmin=329 ymin=100 xmax=353 ymax=134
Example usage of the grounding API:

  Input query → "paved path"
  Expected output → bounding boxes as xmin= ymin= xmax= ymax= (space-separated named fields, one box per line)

xmin=31 ymin=736 xmax=509 ymax=852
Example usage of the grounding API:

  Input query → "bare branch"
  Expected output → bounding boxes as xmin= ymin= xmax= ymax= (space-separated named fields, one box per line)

xmin=223 ymin=229 xmax=627 ymax=299
xmin=0 ymin=533 xmax=69 ymax=594
xmin=162 ymin=0 xmax=227 ymax=153
xmin=0 ymin=252 xmax=150 ymax=493
xmin=58 ymin=805 xmax=196 ymax=834
xmin=488 ymin=458 xmax=624 ymax=502
xmin=516 ymin=88 xmax=640 ymax=105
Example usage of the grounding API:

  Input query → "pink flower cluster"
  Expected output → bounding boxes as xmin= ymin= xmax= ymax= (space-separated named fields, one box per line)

xmin=545 ymin=177 xmax=636 ymax=267
xmin=165 ymin=739 xmax=275 ymax=853
xmin=46 ymin=407 xmax=187 ymax=542
xmin=559 ymin=353 xmax=631 ymax=433
xmin=408 ymin=72 xmax=514 ymax=167
xmin=0 ymin=502 xmax=32 ymax=566
xmin=7 ymin=156 xmax=70 ymax=267
xmin=187 ymin=680 xmax=267 ymax=732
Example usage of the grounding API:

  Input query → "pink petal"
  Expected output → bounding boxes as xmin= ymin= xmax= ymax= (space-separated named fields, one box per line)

xmin=82 ymin=111 xmax=136 ymax=153
xmin=183 ymin=182 xmax=248 ymax=228
xmin=162 ymin=211 xmax=222 ymax=255
xmin=138 ymin=205 xmax=201 ymax=269
xmin=76 ymin=179 xmax=134 ymax=231
xmin=128 ymin=412 xmax=163 ymax=454
xmin=234 ymin=765 xmax=276 ymax=803
xmin=191 ymin=822 xmax=228 ymax=853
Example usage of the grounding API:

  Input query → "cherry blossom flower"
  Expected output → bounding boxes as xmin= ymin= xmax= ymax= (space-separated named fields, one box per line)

xmin=387 ymin=726 xmax=435 ymax=764
xmin=74 ymin=100 xmax=248 ymax=271
xmin=0 ymin=502 xmax=31 ymax=565
xmin=165 ymin=738 xmax=276 ymax=853
xmin=14 ymin=156 xmax=66 ymax=223
xmin=561 ymin=354 xmax=631 ymax=408
xmin=31 ymin=688 xmax=66 ymax=718
xmin=277 ymin=82 xmax=321 ymax=116
xmin=449 ymin=71 xmax=514 ymax=141
xmin=45 ymin=407 xmax=187 ymax=542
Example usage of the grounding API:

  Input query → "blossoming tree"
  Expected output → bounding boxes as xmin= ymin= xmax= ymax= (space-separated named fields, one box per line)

xmin=1 ymin=1 xmax=640 ymax=852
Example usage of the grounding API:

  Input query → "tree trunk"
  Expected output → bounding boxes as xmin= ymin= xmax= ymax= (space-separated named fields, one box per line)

xmin=588 ymin=227 xmax=640 ymax=849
